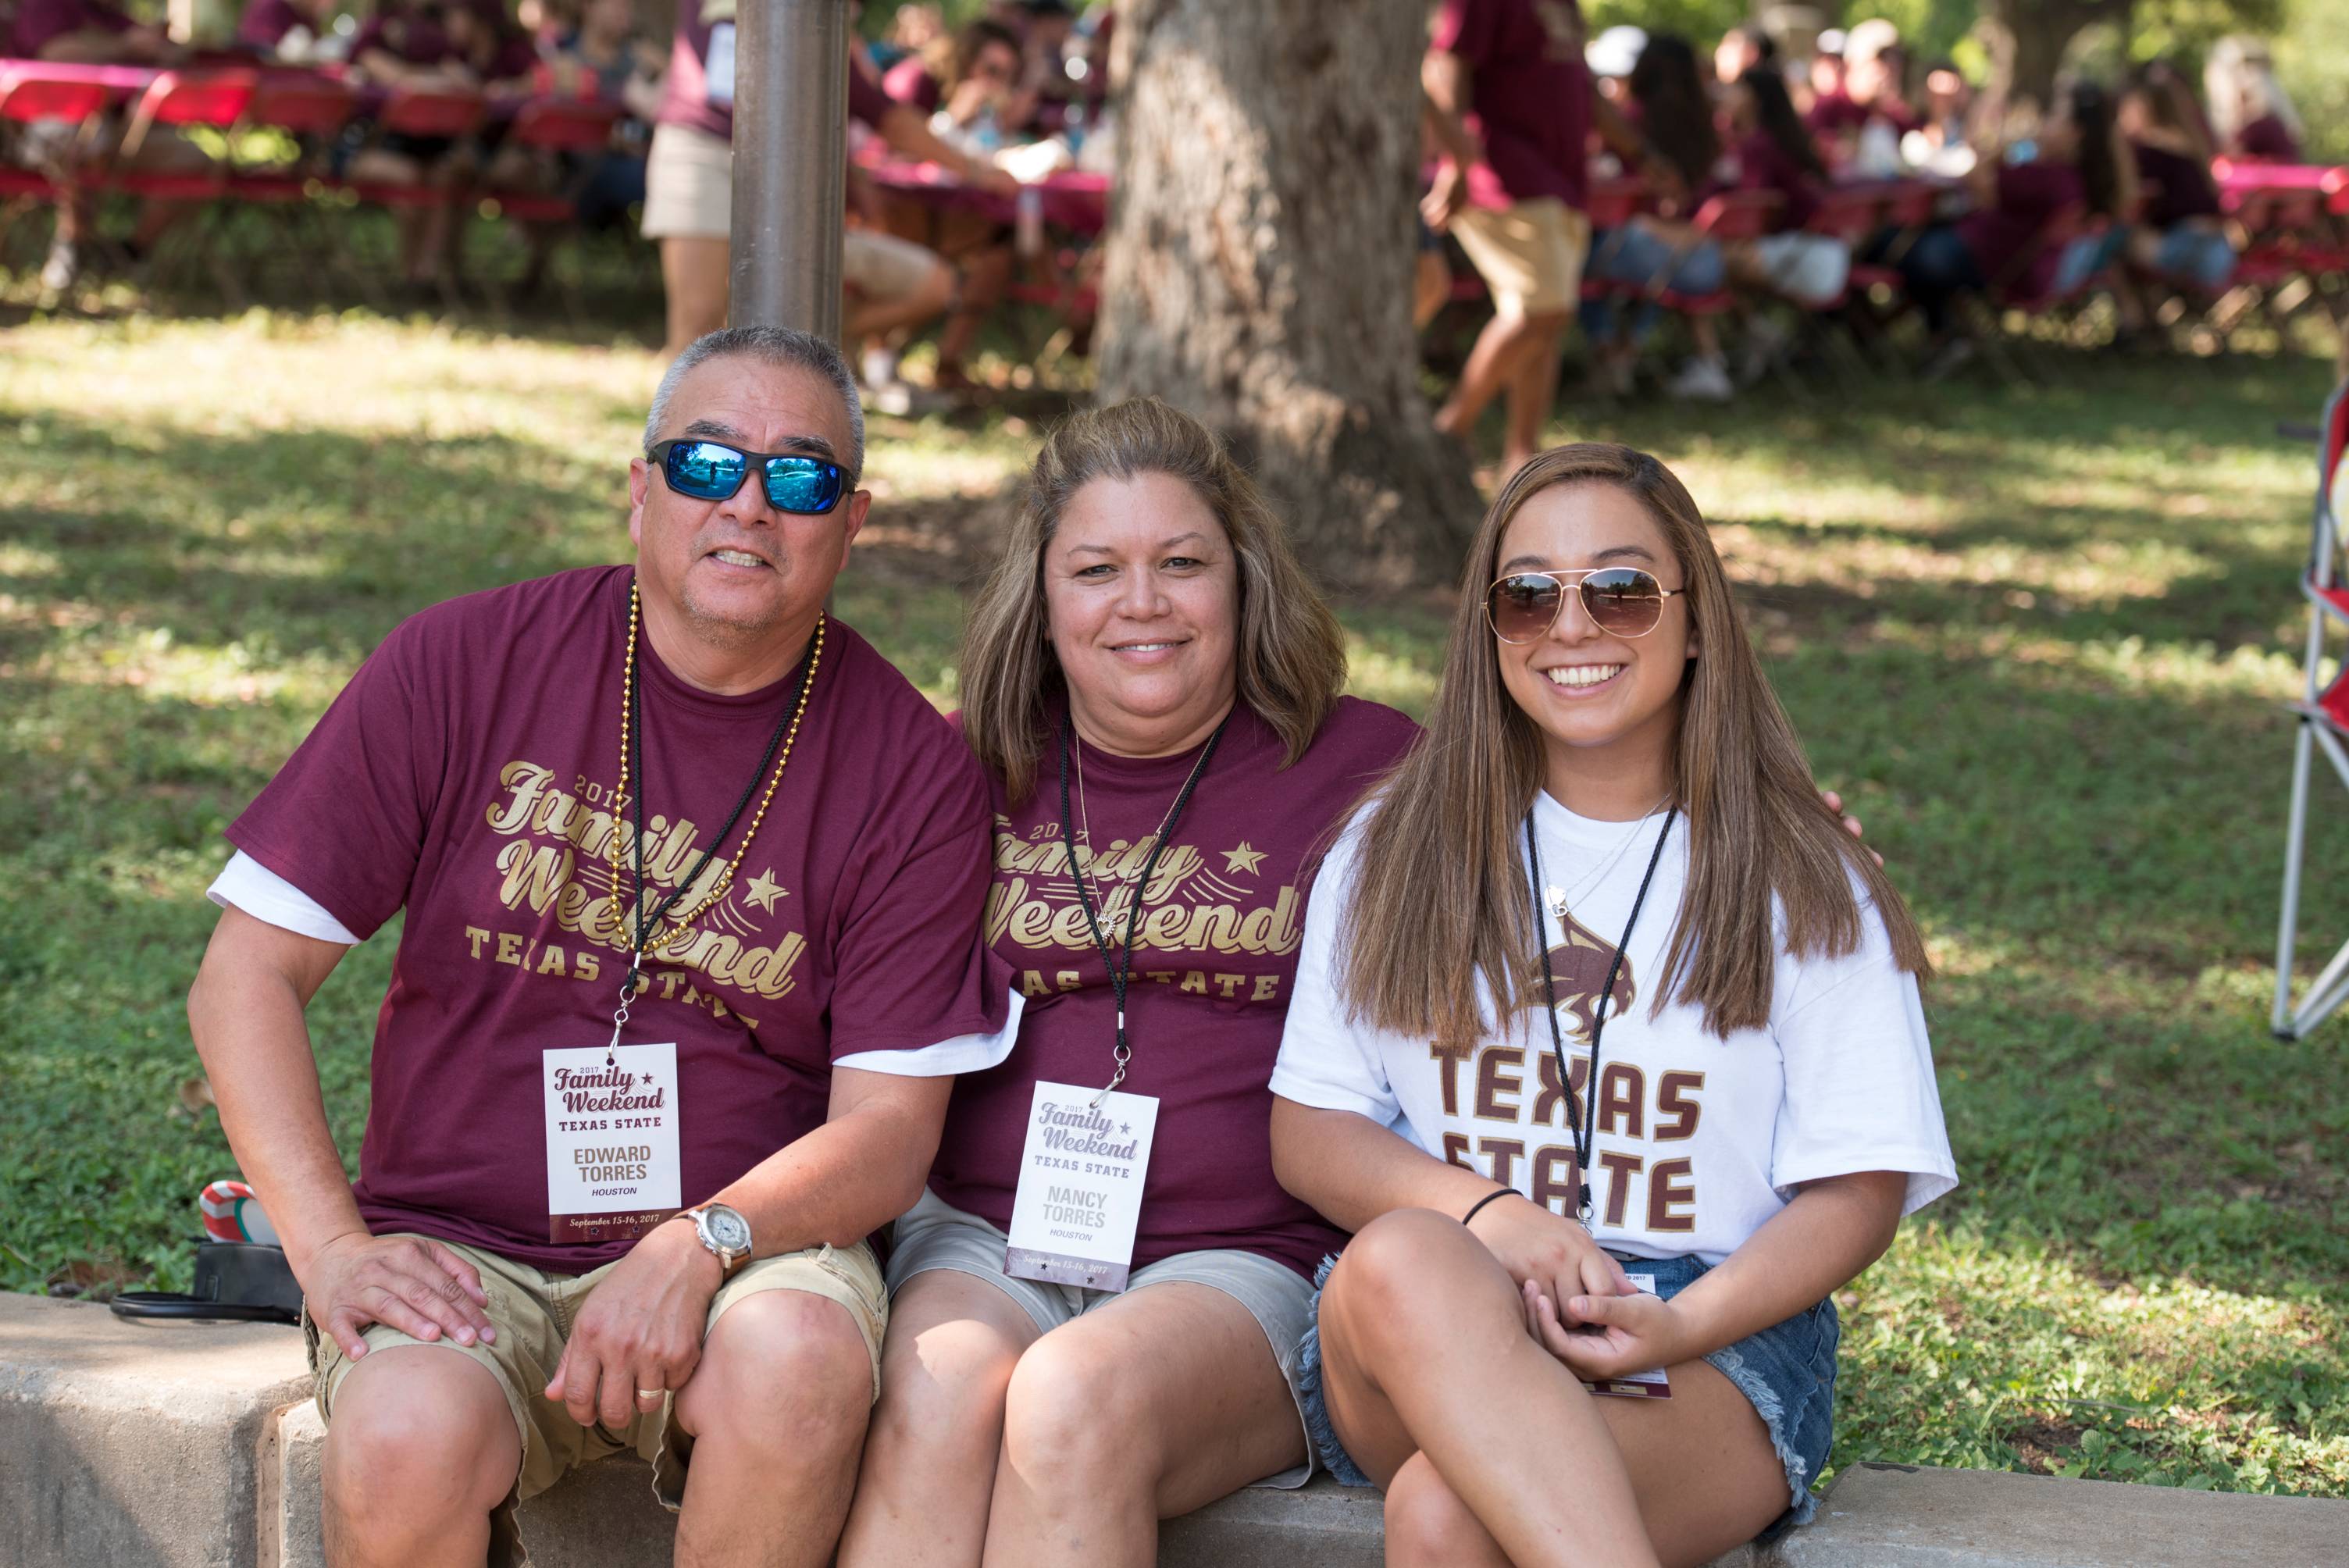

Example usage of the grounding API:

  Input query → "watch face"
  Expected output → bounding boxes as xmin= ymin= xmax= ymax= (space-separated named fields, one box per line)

xmin=704 ymin=1206 xmax=752 ymax=1253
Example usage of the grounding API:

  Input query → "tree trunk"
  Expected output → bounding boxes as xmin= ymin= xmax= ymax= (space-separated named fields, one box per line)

xmin=1979 ymin=0 xmax=2131 ymax=109
xmin=1097 ymin=0 xmax=1481 ymax=594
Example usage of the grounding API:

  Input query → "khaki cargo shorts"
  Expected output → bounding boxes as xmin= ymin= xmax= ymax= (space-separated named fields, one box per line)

xmin=1450 ymin=196 xmax=1592 ymax=317
xmin=305 ymin=1233 xmax=886 ymax=1565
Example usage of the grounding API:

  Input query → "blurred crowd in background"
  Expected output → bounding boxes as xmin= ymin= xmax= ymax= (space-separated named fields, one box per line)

xmin=3 ymin=0 xmax=2341 ymax=440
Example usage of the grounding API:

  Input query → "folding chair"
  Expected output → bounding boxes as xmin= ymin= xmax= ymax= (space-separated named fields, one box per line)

xmin=479 ymin=95 xmax=620 ymax=316
xmin=2272 ymin=380 xmax=2349 ymax=1039
xmin=219 ymin=73 xmax=360 ymax=305
xmin=0 ymin=66 xmax=116 ymax=273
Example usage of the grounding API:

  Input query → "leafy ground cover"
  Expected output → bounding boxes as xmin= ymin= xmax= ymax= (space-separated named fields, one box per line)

xmin=0 ymin=310 xmax=2342 ymax=1499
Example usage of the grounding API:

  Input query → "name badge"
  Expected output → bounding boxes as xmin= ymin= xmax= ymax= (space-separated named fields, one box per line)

xmin=544 ymin=1043 xmax=682 ymax=1246
xmin=1003 ymin=1080 xmax=1158 ymax=1292
xmin=1581 ymin=1271 xmax=1671 ymax=1399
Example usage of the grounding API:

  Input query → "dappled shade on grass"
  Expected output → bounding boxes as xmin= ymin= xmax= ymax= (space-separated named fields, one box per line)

xmin=0 ymin=315 xmax=2341 ymax=1500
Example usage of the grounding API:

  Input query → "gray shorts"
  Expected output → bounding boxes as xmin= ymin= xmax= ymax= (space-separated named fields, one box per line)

xmin=886 ymin=1188 xmax=1318 ymax=1488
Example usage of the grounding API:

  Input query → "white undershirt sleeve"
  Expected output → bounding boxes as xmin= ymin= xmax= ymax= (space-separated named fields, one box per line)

xmin=835 ymin=989 xmax=1026 ymax=1077
xmin=207 ymin=850 xmax=362 ymax=946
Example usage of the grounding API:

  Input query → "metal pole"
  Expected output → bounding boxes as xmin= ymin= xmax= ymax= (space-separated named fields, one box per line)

xmin=731 ymin=0 xmax=847 ymax=342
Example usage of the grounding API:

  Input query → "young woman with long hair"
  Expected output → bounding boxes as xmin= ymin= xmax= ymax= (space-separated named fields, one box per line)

xmin=1270 ymin=444 xmax=1955 ymax=1566
xmin=1581 ymin=33 xmax=1738 ymax=401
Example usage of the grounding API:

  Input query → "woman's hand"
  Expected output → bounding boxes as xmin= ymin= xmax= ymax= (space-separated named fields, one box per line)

xmin=1522 ymin=1278 xmax=1694 ymax=1381
xmin=1465 ymin=1191 xmax=1634 ymax=1319
xmin=1819 ymin=787 xmax=1881 ymax=866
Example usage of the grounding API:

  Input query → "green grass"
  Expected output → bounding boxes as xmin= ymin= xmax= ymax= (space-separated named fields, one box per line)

xmin=1 ymin=311 xmax=2344 ymax=1499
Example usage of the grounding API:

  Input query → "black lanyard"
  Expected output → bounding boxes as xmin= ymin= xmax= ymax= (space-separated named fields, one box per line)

xmin=1525 ymin=804 xmax=1677 ymax=1227
xmin=1054 ymin=709 xmax=1230 ymax=1095
xmin=620 ymin=628 xmax=816 ymax=984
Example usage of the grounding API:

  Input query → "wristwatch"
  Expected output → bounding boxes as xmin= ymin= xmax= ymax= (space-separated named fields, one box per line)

xmin=682 ymin=1203 xmax=753 ymax=1275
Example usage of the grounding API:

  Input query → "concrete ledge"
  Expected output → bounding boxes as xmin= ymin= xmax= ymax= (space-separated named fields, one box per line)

xmin=0 ymin=1292 xmax=308 ymax=1568
xmin=1780 ymin=1461 xmax=2349 ymax=1566
xmin=13 ymin=1292 xmax=2346 ymax=1568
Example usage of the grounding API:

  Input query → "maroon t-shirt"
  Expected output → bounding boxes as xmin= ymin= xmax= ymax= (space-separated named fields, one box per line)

xmin=1716 ymin=127 xmax=1820 ymax=230
xmin=1431 ymin=0 xmax=1590 ymax=212
xmin=882 ymin=55 xmax=943 ymax=114
xmin=1957 ymin=157 xmax=2083 ymax=285
xmin=12 ymin=0 xmax=131 ymax=57
xmin=2133 ymin=140 xmax=2219 ymax=227
xmin=352 ymin=5 xmax=455 ymax=68
xmin=927 ymin=697 xmax=1421 ymax=1279
xmin=2234 ymin=113 xmax=2301 ymax=164
xmin=228 ymin=566 xmax=1008 ymax=1272
xmin=658 ymin=20 xmax=892 ymax=141
xmin=236 ymin=0 xmax=305 ymax=51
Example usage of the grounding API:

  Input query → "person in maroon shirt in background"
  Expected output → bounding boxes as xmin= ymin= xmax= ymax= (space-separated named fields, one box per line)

xmin=9 ymin=0 xmax=212 ymax=291
xmin=641 ymin=12 xmax=1011 ymax=364
xmin=836 ymin=398 xmax=1424 ymax=1566
xmin=1887 ymin=79 xmax=2123 ymax=377
xmin=877 ymin=18 xmax=1025 ymax=392
xmin=1422 ymin=0 xmax=1609 ymax=483
xmin=1809 ymin=18 xmax=1919 ymax=169
xmin=2205 ymin=34 xmax=2303 ymax=164
xmin=2113 ymin=62 xmax=2235 ymax=325
xmin=235 ymin=0 xmax=333 ymax=57
xmin=187 ymin=327 xmax=1016 ymax=1568
xmin=340 ymin=0 xmax=534 ymax=289
xmin=1717 ymin=66 xmax=1852 ymax=363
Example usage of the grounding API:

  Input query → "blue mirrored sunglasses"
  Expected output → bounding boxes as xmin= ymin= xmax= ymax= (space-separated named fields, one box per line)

xmin=650 ymin=438 xmax=848 ymax=515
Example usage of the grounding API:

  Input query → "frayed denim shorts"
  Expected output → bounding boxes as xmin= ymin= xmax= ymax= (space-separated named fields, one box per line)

xmin=1296 ymin=1249 xmax=1838 ymax=1532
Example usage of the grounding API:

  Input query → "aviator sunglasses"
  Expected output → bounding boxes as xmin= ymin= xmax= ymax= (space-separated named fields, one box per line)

xmin=1485 ymin=567 xmax=1687 ymax=643
xmin=649 ymin=438 xmax=848 ymax=515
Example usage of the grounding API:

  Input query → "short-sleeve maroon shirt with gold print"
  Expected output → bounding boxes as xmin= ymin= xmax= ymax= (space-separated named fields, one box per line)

xmin=926 ymin=697 xmax=1420 ymax=1279
xmin=228 ymin=566 xmax=1008 ymax=1272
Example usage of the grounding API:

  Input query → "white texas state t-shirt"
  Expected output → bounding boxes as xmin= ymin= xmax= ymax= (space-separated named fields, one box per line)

xmin=1271 ymin=793 xmax=1958 ymax=1266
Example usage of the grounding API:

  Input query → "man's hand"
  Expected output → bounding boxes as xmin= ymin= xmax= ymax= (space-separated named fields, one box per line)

xmin=1464 ymin=1191 xmax=1635 ymax=1324
xmin=1521 ymin=1278 xmax=1694 ymax=1381
xmin=544 ymin=1218 xmax=721 ymax=1431
xmin=303 ymin=1231 xmax=496 ymax=1359
xmin=1420 ymin=161 xmax=1467 ymax=231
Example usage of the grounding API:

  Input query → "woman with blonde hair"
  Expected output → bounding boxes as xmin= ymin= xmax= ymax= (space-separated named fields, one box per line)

xmin=1271 ymin=444 xmax=1955 ymax=1566
xmin=2205 ymin=35 xmax=2303 ymax=164
xmin=837 ymin=397 xmax=1420 ymax=1566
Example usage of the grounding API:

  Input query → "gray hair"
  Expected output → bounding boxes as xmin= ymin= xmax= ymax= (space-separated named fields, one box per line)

xmin=643 ymin=325 xmax=865 ymax=483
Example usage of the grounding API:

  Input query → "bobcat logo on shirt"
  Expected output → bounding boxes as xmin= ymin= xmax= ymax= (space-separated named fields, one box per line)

xmin=1530 ymin=910 xmax=1635 ymax=1046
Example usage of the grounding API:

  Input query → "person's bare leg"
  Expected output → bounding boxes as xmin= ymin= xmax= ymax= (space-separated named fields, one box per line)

xmin=1501 ymin=311 xmax=1569 ymax=477
xmin=838 ymin=1270 xmax=1040 ymax=1568
xmin=1383 ymin=1451 xmax=1512 ymax=1568
xmin=1315 ymin=1208 xmax=1656 ymax=1567
xmin=670 ymin=1288 xmax=875 ymax=1568
xmin=843 ymin=255 xmax=954 ymax=344
xmin=936 ymin=244 xmax=1011 ymax=385
xmin=1413 ymin=250 xmax=1453 ymax=330
xmin=661 ymin=236 xmax=731 ymax=355
xmin=1592 ymin=1360 xmax=1790 ymax=1567
xmin=984 ymin=1281 xmax=1305 ymax=1568
xmin=320 ymin=1346 xmax=521 ymax=1568
xmin=1436 ymin=307 xmax=1545 ymax=444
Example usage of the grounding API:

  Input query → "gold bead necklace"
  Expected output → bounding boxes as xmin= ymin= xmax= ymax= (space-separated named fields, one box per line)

xmin=605 ymin=576 xmax=825 ymax=956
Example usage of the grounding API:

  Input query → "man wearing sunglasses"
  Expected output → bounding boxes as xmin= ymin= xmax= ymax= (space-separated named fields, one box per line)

xmin=187 ymin=326 xmax=1016 ymax=1568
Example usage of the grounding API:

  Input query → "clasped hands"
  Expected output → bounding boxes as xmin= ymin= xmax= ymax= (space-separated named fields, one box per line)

xmin=1464 ymin=1193 xmax=1695 ymax=1384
